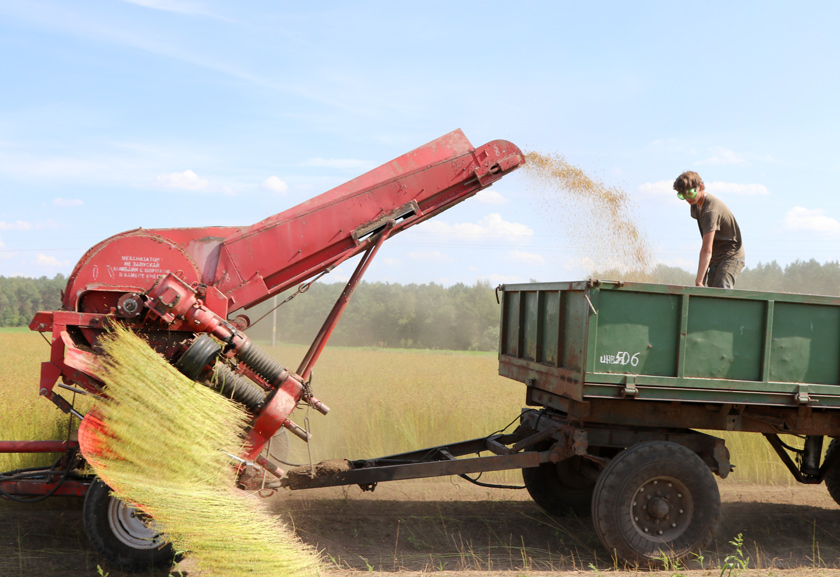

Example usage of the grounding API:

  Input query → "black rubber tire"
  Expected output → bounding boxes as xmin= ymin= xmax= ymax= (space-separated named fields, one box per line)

xmin=83 ymin=479 xmax=175 ymax=570
xmin=824 ymin=439 xmax=840 ymax=506
xmin=591 ymin=441 xmax=721 ymax=565
xmin=523 ymin=455 xmax=600 ymax=516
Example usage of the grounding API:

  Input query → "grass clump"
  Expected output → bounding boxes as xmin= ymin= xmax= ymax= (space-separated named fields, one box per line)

xmin=81 ymin=324 xmax=323 ymax=577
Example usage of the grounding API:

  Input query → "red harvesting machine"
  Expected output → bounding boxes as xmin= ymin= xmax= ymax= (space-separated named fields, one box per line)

xmin=0 ymin=130 xmax=524 ymax=568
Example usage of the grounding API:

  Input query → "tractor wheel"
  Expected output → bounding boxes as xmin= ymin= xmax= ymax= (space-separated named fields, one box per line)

xmin=523 ymin=454 xmax=601 ymax=516
xmin=83 ymin=479 xmax=175 ymax=570
xmin=591 ymin=441 xmax=721 ymax=565
xmin=824 ymin=439 xmax=840 ymax=506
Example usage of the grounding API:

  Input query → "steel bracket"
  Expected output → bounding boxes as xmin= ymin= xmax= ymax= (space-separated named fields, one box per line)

xmin=622 ymin=375 xmax=638 ymax=398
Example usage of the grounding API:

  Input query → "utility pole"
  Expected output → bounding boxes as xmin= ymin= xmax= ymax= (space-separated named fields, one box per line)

xmin=271 ymin=295 xmax=277 ymax=347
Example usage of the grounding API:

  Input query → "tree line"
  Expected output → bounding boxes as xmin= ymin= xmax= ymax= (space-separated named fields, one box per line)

xmin=3 ymin=259 xmax=839 ymax=350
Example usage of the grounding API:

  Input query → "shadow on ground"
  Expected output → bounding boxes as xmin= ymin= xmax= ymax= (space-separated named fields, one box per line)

xmin=3 ymin=483 xmax=840 ymax=576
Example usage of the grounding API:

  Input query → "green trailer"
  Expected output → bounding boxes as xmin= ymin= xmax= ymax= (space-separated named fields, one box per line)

xmin=499 ymin=279 xmax=840 ymax=563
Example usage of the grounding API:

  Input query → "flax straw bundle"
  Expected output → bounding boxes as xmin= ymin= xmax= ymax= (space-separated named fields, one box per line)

xmin=83 ymin=325 xmax=322 ymax=576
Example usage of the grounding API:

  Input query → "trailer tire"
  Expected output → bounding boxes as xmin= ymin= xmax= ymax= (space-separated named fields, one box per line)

xmin=523 ymin=453 xmax=600 ymax=516
xmin=591 ymin=441 xmax=721 ymax=565
xmin=83 ymin=479 xmax=176 ymax=570
xmin=824 ymin=439 xmax=840 ymax=506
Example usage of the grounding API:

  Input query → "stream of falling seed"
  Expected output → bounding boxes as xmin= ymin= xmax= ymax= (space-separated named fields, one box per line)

xmin=522 ymin=151 xmax=656 ymax=281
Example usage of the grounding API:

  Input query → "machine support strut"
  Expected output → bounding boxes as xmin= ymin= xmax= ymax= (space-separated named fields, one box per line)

xmin=297 ymin=222 xmax=395 ymax=381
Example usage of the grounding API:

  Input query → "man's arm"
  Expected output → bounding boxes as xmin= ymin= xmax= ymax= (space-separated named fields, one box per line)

xmin=696 ymin=230 xmax=715 ymax=286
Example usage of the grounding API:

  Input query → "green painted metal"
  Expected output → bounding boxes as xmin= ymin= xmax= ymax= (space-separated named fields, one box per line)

xmin=498 ymin=280 xmax=840 ymax=409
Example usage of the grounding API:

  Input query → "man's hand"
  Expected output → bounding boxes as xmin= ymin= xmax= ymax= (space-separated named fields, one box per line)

xmin=696 ymin=230 xmax=715 ymax=287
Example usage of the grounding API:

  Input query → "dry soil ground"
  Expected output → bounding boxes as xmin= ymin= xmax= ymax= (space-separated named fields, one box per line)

xmin=3 ymin=479 xmax=840 ymax=577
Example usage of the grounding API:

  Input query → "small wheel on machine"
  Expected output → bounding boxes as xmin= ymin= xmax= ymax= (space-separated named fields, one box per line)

xmin=83 ymin=479 xmax=175 ymax=570
xmin=523 ymin=453 xmax=600 ymax=516
xmin=824 ymin=438 xmax=840 ymax=506
xmin=591 ymin=441 xmax=721 ymax=565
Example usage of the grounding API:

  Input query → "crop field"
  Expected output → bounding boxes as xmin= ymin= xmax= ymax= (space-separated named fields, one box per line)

xmin=4 ymin=329 xmax=840 ymax=577
xmin=0 ymin=328 xmax=811 ymax=485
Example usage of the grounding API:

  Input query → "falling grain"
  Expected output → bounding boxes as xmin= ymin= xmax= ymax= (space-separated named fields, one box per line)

xmin=523 ymin=151 xmax=655 ymax=281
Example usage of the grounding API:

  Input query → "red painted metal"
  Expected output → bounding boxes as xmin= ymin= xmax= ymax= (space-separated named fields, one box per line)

xmin=3 ymin=129 xmax=525 ymax=499
xmin=0 ymin=440 xmax=79 ymax=453
xmin=0 ymin=479 xmax=90 ymax=497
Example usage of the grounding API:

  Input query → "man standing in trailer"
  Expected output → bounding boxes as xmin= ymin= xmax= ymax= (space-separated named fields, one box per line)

xmin=673 ymin=171 xmax=745 ymax=288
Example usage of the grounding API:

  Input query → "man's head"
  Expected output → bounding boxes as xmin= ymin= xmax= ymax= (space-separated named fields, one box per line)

xmin=673 ymin=171 xmax=705 ymax=205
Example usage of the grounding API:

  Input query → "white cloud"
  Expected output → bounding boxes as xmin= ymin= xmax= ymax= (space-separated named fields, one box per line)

xmin=53 ymin=198 xmax=84 ymax=207
xmin=708 ymin=181 xmax=769 ymax=195
xmin=0 ymin=220 xmax=33 ymax=230
xmin=407 ymin=251 xmax=454 ymax=263
xmin=417 ymin=213 xmax=533 ymax=244
xmin=382 ymin=257 xmax=401 ymax=266
xmin=507 ymin=250 xmax=545 ymax=266
xmin=155 ymin=169 xmax=208 ymax=191
xmin=34 ymin=254 xmax=70 ymax=267
xmin=475 ymin=189 xmax=508 ymax=205
xmin=783 ymin=207 xmax=840 ymax=235
xmin=695 ymin=148 xmax=746 ymax=166
xmin=304 ymin=158 xmax=375 ymax=171
xmin=262 ymin=176 xmax=288 ymax=194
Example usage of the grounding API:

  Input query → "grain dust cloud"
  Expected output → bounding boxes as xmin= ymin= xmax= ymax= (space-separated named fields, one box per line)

xmin=523 ymin=151 xmax=656 ymax=281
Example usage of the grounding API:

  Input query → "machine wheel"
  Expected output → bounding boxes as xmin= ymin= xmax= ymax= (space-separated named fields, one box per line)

xmin=824 ymin=439 xmax=840 ymax=506
xmin=83 ymin=479 xmax=175 ymax=570
xmin=591 ymin=441 xmax=721 ymax=565
xmin=523 ymin=454 xmax=601 ymax=516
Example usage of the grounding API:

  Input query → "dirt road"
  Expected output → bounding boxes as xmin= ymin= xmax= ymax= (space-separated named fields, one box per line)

xmin=3 ymin=479 xmax=840 ymax=576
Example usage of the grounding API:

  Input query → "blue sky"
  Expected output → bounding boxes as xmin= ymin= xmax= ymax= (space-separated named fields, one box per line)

xmin=2 ymin=1 xmax=839 ymax=288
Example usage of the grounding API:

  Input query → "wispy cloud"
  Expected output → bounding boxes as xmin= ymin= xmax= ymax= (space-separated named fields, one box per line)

xmin=382 ymin=257 xmax=401 ymax=266
xmin=695 ymin=147 xmax=746 ymax=166
xmin=475 ymin=189 xmax=508 ymax=205
xmin=262 ymin=176 xmax=288 ymax=193
xmin=154 ymin=169 xmax=209 ymax=191
xmin=0 ymin=220 xmax=34 ymax=230
xmin=782 ymin=207 xmax=840 ymax=235
xmin=34 ymin=254 xmax=71 ymax=267
xmin=416 ymin=213 xmax=533 ymax=244
xmin=407 ymin=250 xmax=454 ymax=263
xmin=708 ymin=181 xmax=769 ymax=195
xmin=53 ymin=198 xmax=84 ymax=207
xmin=507 ymin=250 xmax=544 ymax=266
xmin=123 ymin=0 xmax=221 ymax=18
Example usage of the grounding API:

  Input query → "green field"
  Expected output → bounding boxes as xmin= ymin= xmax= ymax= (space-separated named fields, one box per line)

xmin=0 ymin=331 xmax=804 ymax=486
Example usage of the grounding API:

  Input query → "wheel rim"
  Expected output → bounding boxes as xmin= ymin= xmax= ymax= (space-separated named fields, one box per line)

xmin=107 ymin=498 xmax=167 ymax=550
xmin=630 ymin=476 xmax=693 ymax=543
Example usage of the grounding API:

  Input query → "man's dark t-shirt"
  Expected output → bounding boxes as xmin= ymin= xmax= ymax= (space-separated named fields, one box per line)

xmin=690 ymin=193 xmax=745 ymax=265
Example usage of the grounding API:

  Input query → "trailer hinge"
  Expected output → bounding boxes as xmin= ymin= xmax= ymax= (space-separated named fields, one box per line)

xmin=796 ymin=386 xmax=812 ymax=405
xmin=622 ymin=376 xmax=637 ymax=398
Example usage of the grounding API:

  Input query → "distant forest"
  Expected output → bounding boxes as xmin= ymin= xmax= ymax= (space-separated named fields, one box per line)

xmin=3 ymin=259 xmax=839 ymax=350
